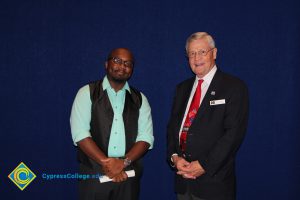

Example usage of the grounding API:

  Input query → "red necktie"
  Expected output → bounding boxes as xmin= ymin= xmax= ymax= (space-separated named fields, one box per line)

xmin=180 ymin=79 xmax=204 ymax=152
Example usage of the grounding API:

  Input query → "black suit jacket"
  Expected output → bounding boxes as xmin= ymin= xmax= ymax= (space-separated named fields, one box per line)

xmin=167 ymin=69 xmax=249 ymax=200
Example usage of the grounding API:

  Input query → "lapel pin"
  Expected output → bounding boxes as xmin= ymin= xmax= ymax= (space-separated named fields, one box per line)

xmin=211 ymin=91 xmax=215 ymax=95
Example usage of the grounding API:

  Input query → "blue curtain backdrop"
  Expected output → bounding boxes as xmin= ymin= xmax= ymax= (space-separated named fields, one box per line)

xmin=1 ymin=0 xmax=299 ymax=199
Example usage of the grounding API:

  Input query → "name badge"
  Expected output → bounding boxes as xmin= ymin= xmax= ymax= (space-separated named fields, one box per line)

xmin=210 ymin=99 xmax=226 ymax=105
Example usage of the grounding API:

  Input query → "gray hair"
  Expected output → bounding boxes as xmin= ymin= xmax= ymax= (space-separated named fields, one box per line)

xmin=185 ymin=32 xmax=216 ymax=52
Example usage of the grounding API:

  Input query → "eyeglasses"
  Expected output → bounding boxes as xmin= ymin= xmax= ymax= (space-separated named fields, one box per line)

xmin=108 ymin=57 xmax=134 ymax=68
xmin=187 ymin=48 xmax=215 ymax=58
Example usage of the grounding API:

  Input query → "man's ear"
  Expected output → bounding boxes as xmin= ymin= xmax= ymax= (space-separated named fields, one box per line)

xmin=105 ymin=61 xmax=108 ymax=70
xmin=213 ymin=48 xmax=217 ymax=60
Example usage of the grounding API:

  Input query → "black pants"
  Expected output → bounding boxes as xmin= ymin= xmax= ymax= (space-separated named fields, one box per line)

xmin=177 ymin=193 xmax=206 ymax=200
xmin=177 ymin=184 xmax=207 ymax=200
xmin=78 ymin=164 xmax=140 ymax=200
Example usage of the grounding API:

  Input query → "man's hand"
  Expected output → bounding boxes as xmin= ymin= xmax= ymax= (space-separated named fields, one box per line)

xmin=184 ymin=160 xmax=205 ymax=178
xmin=101 ymin=158 xmax=124 ymax=178
xmin=172 ymin=155 xmax=205 ymax=179
xmin=112 ymin=171 xmax=128 ymax=182
xmin=172 ymin=155 xmax=190 ymax=170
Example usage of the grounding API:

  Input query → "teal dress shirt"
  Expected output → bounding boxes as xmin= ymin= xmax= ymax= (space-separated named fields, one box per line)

xmin=70 ymin=76 xmax=154 ymax=157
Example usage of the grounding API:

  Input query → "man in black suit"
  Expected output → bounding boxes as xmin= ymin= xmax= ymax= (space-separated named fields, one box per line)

xmin=167 ymin=32 xmax=249 ymax=200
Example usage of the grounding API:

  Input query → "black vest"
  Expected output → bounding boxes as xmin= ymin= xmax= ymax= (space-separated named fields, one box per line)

xmin=77 ymin=80 xmax=142 ymax=172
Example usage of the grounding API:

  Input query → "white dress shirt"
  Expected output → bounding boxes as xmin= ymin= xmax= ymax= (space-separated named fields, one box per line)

xmin=178 ymin=65 xmax=217 ymax=141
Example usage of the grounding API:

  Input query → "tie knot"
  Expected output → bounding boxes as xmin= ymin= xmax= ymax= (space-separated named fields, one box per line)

xmin=198 ymin=79 xmax=204 ymax=86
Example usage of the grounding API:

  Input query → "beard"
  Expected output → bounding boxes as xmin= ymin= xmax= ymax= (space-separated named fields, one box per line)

xmin=108 ymin=71 xmax=131 ymax=83
xmin=111 ymin=76 xmax=128 ymax=83
xmin=106 ymin=65 xmax=133 ymax=85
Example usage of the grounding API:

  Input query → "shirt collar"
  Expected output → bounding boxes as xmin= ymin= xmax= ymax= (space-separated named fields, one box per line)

xmin=102 ymin=75 xmax=131 ymax=93
xmin=195 ymin=65 xmax=217 ymax=86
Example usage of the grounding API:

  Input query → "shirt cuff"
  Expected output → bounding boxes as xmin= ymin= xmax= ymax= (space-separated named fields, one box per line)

xmin=135 ymin=134 xmax=154 ymax=149
xmin=73 ymin=134 xmax=91 ymax=146
xmin=170 ymin=153 xmax=178 ymax=168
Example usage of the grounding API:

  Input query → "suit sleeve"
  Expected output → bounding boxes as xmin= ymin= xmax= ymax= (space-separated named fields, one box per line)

xmin=201 ymin=82 xmax=249 ymax=177
xmin=167 ymin=87 xmax=180 ymax=164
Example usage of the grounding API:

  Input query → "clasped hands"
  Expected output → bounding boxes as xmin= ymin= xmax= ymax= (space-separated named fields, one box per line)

xmin=173 ymin=155 xmax=205 ymax=179
xmin=101 ymin=158 xmax=128 ymax=182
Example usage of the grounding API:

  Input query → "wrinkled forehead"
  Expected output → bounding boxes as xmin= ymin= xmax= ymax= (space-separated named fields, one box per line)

xmin=187 ymin=38 xmax=210 ymax=51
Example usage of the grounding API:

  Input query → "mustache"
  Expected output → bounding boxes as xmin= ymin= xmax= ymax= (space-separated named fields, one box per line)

xmin=113 ymin=68 xmax=127 ymax=73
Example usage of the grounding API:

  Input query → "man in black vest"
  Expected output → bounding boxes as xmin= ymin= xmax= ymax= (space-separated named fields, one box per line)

xmin=70 ymin=48 xmax=154 ymax=200
xmin=167 ymin=32 xmax=249 ymax=200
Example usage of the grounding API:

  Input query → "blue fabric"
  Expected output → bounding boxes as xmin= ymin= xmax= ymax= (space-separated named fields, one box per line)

xmin=1 ymin=0 xmax=299 ymax=200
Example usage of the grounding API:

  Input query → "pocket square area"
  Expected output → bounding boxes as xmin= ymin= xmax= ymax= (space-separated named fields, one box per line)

xmin=210 ymin=99 xmax=226 ymax=105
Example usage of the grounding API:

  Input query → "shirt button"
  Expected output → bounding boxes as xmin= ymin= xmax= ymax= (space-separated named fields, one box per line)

xmin=114 ymin=146 xmax=116 ymax=149
xmin=115 ymin=132 xmax=117 ymax=134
